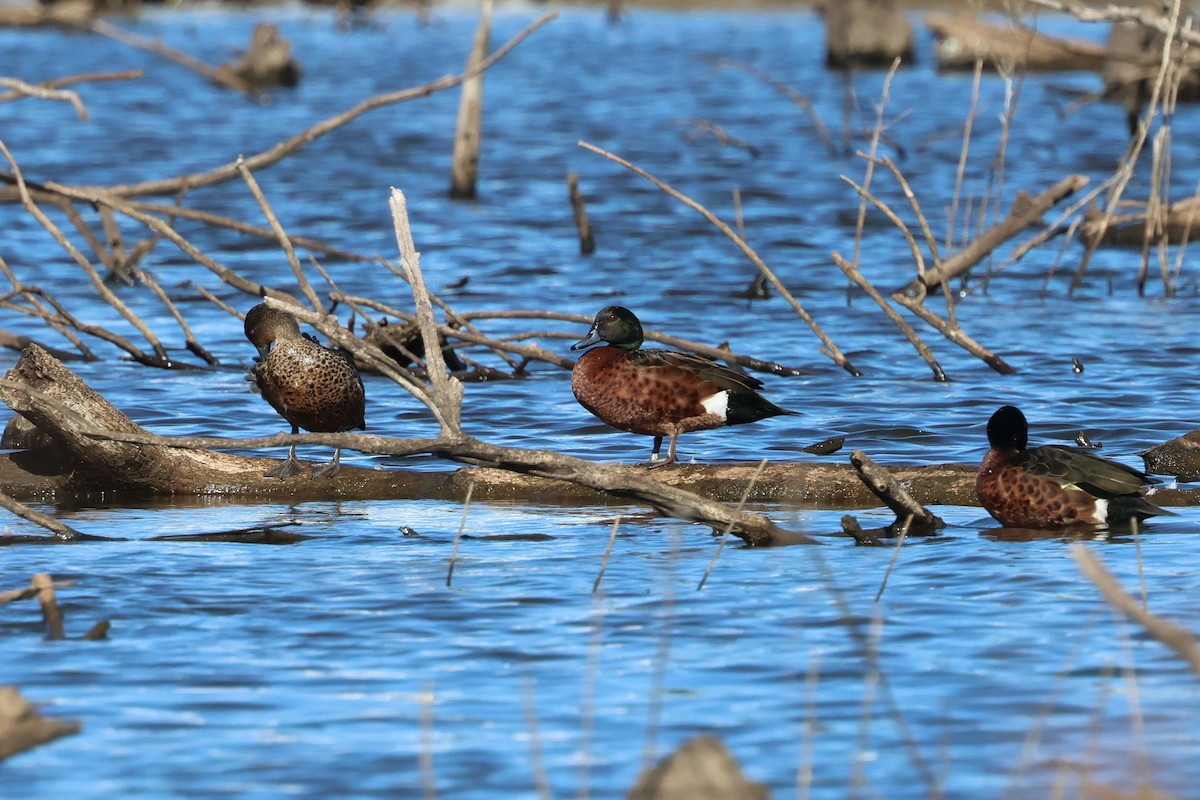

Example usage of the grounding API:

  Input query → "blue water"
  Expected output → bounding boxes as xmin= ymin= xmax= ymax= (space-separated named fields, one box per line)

xmin=3 ymin=6 xmax=1200 ymax=799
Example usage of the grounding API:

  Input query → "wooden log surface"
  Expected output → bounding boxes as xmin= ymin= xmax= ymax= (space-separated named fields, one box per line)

xmin=925 ymin=12 xmax=1107 ymax=73
xmin=1 ymin=344 xmax=1197 ymax=517
xmin=0 ymin=686 xmax=80 ymax=762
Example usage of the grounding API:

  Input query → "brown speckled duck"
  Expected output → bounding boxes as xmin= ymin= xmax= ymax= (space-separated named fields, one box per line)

xmin=976 ymin=405 xmax=1165 ymax=529
xmin=570 ymin=306 xmax=796 ymax=467
xmin=245 ymin=303 xmax=366 ymax=479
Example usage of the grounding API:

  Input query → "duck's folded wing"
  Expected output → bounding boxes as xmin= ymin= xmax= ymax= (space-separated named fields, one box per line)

xmin=1021 ymin=444 xmax=1158 ymax=497
xmin=628 ymin=348 xmax=765 ymax=393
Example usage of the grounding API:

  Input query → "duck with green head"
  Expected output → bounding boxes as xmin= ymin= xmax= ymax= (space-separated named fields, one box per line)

xmin=976 ymin=405 xmax=1166 ymax=529
xmin=570 ymin=306 xmax=797 ymax=467
xmin=245 ymin=303 xmax=366 ymax=479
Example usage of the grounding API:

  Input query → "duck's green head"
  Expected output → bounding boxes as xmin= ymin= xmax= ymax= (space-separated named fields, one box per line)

xmin=987 ymin=405 xmax=1028 ymax=450
xmin=571 ymin=306 xmax=644 ymax=352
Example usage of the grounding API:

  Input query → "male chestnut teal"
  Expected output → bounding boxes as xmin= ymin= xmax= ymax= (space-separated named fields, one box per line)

xmin=570 ymin=306 xmax=797 ymax=467
xmin=976 ymin=405 xmax=1165 ymax=529
xmin=245 ymin=303 xmax=366 ymax=479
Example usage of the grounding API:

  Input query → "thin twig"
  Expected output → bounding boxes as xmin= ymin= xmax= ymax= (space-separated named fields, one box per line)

xmin=446 ymin=481 xmax=475 ymax=588
xmin=1072 ymin=544 xmax=1200 ymax=676
xmin=579 ymin=140 xmax=860 ymax=376
xmin=593 ymin=515 xmax=621 ymax=594
xmin=697 ymin=458 xmax=768 ymax=590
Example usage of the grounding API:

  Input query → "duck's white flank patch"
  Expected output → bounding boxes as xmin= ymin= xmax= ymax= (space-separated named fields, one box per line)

xmin=1092 ymin=498 xmax=1109 ymax=524
xmin=701 ymin=391 xmax=729 ymax=421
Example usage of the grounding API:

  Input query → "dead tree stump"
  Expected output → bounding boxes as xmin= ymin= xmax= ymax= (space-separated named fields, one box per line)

xmin=822 ymin=0 xmax=914 ymax=69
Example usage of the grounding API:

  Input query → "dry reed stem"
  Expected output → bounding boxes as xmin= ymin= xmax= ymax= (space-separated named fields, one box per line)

xmin=0 ymin=77 xmax=87 ymax=119
xmin=948 ymin=60 xmax=983 ymax=256
xmin=874 ymin=515 xmax=912 ymax=603
xmin=840 ymin=174 xmax=928 ymax=276
xmin=419 ymin=682 xmax=437 ymax=800
xmin=697 ymin=457 xmax=768 ymax=591
xmin=237 ymin=157 xmax=323 ymax=312
xmin=0 ymin=13 xmax=556 ymax=202
xmin=640 ymin=529 xmax=679 ymax=772
xmin=521 ymin=678 xmax=552 ymax=800
xmin=446 ymin=480 xmax=475 ymax=588
xmin=804 ymin=545 xmax=940 ymax=796
xmin=579 ymin=140 xmax=860 ymax=376
xmin=832 ymin=252 xmax=946 ymax=381
xmin=851 ymin=58 xmax=901 ymax=271
xmin=707 ymin=58 xmax=835 ymax=153
xmin=1068 ymin=0 xmax=1185 ymax=294
xmin=593 ymin=515 xmax=621 ymax=594
xmin=1071 ymin=544 xmax=1200 ymax=677
xmin=798 ymin=649 xmax=821 ymax=800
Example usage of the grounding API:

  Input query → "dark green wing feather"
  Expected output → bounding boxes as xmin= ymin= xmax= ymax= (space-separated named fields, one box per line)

xmin=1017 ymin=444 xmax=1159 ymax=498
xmin=627 ymin=348 xmax=764 ymax=394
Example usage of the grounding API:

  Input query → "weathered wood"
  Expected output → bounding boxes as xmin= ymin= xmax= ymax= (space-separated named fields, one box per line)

xmin=0 ymin=686 xmax=80 ymax=762
xmin=449 ymin=0 xmax=492 ymax=199
xmin=628 ymin=736 xmax=767 ymax=800
xmin=822 ymin=0 xmax=914 ymax=69
xmin=926 ymin=12 xmax=1106 ymax=73
xmin=1083 ymin=195 xmax=1200 ymax=247
xmin=1141 ymin=427 xmax=1200 ymax=482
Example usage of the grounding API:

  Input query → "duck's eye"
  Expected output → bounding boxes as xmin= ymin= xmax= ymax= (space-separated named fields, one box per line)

xmin=607 ymin=314 xmax=617 ymax=322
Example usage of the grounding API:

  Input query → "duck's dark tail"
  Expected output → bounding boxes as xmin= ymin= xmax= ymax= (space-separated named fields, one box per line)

xmin=726 ymin=392 xmax=799 ymax=426
xmin=1107 ymin=493 xmax=1172 ymax=522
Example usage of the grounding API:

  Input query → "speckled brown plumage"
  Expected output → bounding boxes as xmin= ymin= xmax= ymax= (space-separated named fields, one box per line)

xmin=570 ymin=306 xmax=795 ymax=466
xmin=245 ymin=303 xmax=366 ymax=478
xmin=976 ymin=405 xmax=1164 ymax=529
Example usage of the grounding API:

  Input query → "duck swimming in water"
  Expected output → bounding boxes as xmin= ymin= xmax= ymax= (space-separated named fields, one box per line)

xmin=976 ymin=405 xmax=1165 ymax=529
xmin=244 ymin=303 xmax=366 ymax=479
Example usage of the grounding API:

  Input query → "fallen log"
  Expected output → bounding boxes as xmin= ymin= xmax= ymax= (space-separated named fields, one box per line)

xmin=925 ymin=12 xmax=1107 ymax=73
xmin=3 ymin=345 xmax=1196 ymax=536
xmin=1082 ymin=195 xmax=1200 ymax=247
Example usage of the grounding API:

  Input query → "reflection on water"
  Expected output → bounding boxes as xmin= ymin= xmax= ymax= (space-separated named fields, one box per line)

xmin=2 ymin=7 xmax=1200 ymax=800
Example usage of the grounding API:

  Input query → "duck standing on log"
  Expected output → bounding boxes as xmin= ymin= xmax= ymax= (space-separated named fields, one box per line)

xmin=570 ymin=306 xmax=797 ymax=467
xmin=244 ymin=303 xmax=366 ymax=479
xmin=976 ymin=405 xmax=1166 ymax=529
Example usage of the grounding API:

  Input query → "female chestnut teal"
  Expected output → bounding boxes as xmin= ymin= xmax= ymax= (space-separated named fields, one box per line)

xmin=245 ymin=303 xmax=366 ymax=479
xmin=976 ymin=405 xmax=1165 ymax=529
xmin=570 ymin=306 xmax=796 ymax=467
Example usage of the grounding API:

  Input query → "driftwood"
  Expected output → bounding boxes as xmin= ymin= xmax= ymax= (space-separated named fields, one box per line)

xmin=1141 ymin=428 xmax=1200 ymax=482
xmin=1082 ymin=195 xmax=1200 ymax=247
xmin=0 ymin=686 xmax=80 ymax=762
xmin=0 ymin=341 xmax=826 ymax=546
xmin=628 ymin=736 xmax=767 ymax=800
xmin=449 ymin=0 xmax=491 ymax=199
xmin=925 ymin=12 xmax=1107 ymax=73
xmin=0 ymin=0 xmax=94 ymax=28
xmin=821 ymin=0 xmax=914 ymax=69
xmin=841 ymin=450 xmax=944 ymax=545
xmin=5 ymin=341 xmax=1199 ymax=543
xmin=567 ymin=172 xmax=595 ymax=255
